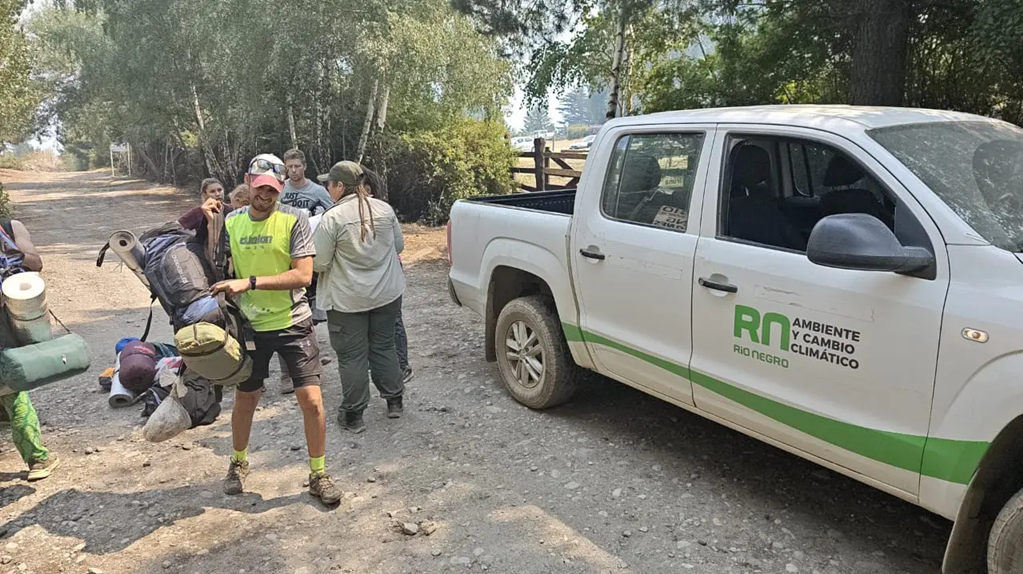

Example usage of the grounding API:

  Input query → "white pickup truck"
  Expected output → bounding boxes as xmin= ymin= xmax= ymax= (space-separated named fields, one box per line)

xmin=447 ymin=106 xmax=1023 ymax=573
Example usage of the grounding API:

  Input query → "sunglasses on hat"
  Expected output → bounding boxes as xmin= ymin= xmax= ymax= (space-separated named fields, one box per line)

xmin=248 ymin=158 xmax=287 ymax=183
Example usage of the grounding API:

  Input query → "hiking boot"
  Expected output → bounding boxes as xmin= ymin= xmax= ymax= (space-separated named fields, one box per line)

xmin=387 ymin=397 xmax=403 ymax=419
xmin=223 ymin=459 xmax=249 ymax=495
xmin=27 ymin=454 xmax=59 ymax=482
xmin=280 ymin=375 xmax=294 ymax=395
xmin=401 ymin=367 xmax=415 ymax=385
xmin=309 ymin=472 xmax=343 ymax=505
xmin=339 ymin=410 xmax=366 ymax=434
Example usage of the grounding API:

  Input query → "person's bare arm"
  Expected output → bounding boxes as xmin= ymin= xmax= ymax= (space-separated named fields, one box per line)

xmin=211 ymin=257 xmax=313 ymax=296
xmin=11 ymin=220 xmax=41 ymax=272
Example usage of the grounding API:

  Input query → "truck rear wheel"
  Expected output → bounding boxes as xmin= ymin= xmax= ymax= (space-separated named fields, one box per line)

xmin=989 ymin=487 xmax=1023 ymax=573
xmin=494 ymin=296 xmax=577 ymax=409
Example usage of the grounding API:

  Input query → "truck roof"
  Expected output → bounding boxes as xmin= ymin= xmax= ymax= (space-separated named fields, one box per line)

xmin=616 ymin=105 xmax=998 ymax=131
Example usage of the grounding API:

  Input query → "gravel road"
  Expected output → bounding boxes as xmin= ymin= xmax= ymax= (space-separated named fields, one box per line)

xmin=0 ymin=170 xmax=950 ymax=574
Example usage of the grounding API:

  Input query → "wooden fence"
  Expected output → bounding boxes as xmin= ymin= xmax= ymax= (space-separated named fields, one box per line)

xmin=512 ymin=138 xmax=586 ymax=192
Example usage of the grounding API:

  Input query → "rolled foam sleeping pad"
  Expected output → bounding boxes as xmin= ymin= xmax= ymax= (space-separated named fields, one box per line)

xmin=0 ymin=333 xmax=91 ymax=392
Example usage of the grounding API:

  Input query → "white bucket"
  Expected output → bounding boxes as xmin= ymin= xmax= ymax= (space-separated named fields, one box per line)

xmin=2 ymin=272 xmax=52 ymax=344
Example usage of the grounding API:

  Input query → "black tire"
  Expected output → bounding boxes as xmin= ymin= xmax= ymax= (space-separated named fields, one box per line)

xmin=494 ymin=296 xmax=578 ymax=409
xmin=989 ymin=487 xmax=1023 ymax=573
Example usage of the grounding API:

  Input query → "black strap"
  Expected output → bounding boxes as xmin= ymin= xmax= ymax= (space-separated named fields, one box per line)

xmin=96 ymin=242 xmax=110 ymax=267
xmin=140 ymin=296 xmax=156 ymax=341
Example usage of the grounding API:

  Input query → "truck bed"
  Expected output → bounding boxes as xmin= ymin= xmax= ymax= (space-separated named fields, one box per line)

xmin=467 ymin=189 xmax=576 ymax=215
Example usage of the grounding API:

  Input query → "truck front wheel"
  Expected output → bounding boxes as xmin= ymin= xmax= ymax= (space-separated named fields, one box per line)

xmin=989 ymin=487 xmax=1023 ymax=573
xmin=494 ymin=296 xmax=577 ymax=409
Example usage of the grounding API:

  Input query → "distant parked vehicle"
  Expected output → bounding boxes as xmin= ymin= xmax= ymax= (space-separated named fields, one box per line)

xmin=569 ymin=135 xmax=596 ymax=150
xmin=510 ymin=137 xmax=534 ymax=152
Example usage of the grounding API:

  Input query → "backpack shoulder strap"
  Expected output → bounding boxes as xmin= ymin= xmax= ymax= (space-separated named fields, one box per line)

xmin=140 ymin=296 xmax=157 ymax=341
xmin=206 ymin=211 xmax=226 ymax=283
xmin=0 ymin=220 xmax=13 ymax=239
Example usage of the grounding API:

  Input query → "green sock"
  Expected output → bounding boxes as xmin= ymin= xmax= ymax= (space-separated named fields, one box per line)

xmin=232 ymin=448 xmax=248 ymax=463
xmin=309 ymin=456 xmax=325 ymax=474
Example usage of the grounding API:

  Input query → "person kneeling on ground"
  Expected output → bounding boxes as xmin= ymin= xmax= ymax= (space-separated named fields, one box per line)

xmin=210 ymin=153 xmax=342 ymax=506
xmin=312 ymin=161 xmax=406 ymax=434
xmin=0 ymin=219 xmax=58 ymax=480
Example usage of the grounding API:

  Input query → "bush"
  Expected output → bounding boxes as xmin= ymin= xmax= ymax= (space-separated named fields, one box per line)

xmin=0 ymin=155 xmax=23 ymax=170
xmin=370 ymin=119 xmax=517 ymax=225
xmin=0 ymin=150 xmax=61 ymax=171
xmin=566 ymin=124 xmax=591 ymax=139
xmin=0 ymin=183 xmax=14 ymax=219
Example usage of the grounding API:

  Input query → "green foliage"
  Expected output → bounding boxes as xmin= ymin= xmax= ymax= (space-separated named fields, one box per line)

xmin=371 ymin=119 xmax=516 ymax=225
xmin=565 ymin=123 xmax=591 ymax=138
xmin=0 ymin=155 xmax=21 ymax=170
xmin=28 ymin=0 xmax=513 ymax=202
xmin=0 ymin=182 xmax=13 ymax=219
xmin=523 ymin=107 xmax=554 ymax=134
xmin=0 ymin=0 xmax=40 ymax=144
xmin=558 ymin=87 xmax=607 ymax=125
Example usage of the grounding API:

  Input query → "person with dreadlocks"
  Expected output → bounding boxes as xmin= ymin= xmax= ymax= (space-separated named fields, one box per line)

xmin=312 ymin=161 xmax=406 ymax=433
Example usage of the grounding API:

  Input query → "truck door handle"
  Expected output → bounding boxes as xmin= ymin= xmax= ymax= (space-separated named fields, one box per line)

xmin=699 ymin=277 xmax=738 ymax=293
xmin=579 ymin=248 xmax=605 ymax=261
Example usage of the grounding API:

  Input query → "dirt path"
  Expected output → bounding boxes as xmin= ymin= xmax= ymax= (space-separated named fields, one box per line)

xmin=0 ymin=170 xmax=949 ymax=574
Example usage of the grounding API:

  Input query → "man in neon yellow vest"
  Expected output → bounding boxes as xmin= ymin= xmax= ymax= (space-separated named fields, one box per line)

xmin=211 ymin=153 xmax=341 ymax=506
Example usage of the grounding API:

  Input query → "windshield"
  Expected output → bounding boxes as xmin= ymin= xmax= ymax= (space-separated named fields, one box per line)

xmin=868 ymin=120 xmax=1023 ymax=251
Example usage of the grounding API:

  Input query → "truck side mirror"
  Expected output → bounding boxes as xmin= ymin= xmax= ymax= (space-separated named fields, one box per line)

xmin=807 ymin=213 xmax=936 ymax=277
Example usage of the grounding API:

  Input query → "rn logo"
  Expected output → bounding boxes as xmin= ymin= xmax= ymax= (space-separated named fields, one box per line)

xmin=732 ymin=305 xmax=790 ymax=369
xmin=732 ymin=304 xmax=862 ymax=370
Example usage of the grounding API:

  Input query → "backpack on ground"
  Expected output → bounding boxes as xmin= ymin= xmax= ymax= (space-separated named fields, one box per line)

xmin=141 ymin=371 xmax=221 ymax=428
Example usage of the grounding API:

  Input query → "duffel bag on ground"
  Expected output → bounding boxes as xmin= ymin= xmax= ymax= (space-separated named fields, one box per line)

xmin=0 ymin=333 xmax=91 ymax=392
xmin=174 ymin=322 xmax=251 ymax=386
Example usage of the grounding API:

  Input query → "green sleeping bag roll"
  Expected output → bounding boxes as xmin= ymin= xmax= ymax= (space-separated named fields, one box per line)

xmin=0 ymin=333 xmax=91 ymax=392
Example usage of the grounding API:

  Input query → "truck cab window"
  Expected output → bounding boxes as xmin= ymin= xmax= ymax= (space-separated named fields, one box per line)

xmin=601 ymin=133 xmax=704 ymax=233
xmin=721 ymin=136 xmax=896 ymax=252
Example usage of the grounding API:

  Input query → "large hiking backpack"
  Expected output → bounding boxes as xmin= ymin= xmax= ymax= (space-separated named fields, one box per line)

xmin=97 ymin=217 xmax=238 ymax=342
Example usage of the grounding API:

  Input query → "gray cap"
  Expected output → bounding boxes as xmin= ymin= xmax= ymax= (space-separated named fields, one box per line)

xmin=317 ymin=161 xmax=365 ymax=185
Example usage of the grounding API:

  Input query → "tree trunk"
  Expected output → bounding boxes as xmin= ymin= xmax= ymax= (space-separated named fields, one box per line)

xmin=314 ymin=61 xmax=326 ymax=173
xmin=287 ymin=103 xmax=298 ymax=149
xmin=375 ymin=83 xmax=390 ymax=133
xmin=134 ymin=143 xmax=162 ymax=182
xmin=606 ymin=2 xmax=628 ymax=120
xmin=850 ymin=0 xmax=911 ymax=106
xmin=190 ymin=84 xmax=221 ymax=177
xmin=356 ymin=79 xmax=379 ymax=163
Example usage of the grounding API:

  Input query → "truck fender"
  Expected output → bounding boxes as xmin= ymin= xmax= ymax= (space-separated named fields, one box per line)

xmin=931 ymin=353 xmax=1023 ymax=572
xmin=479 ymin=238 xmax=589 ymax=368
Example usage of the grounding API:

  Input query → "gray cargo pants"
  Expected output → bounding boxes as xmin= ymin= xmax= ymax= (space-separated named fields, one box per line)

xmin=328 ymin=296 xmax=404 ymax=414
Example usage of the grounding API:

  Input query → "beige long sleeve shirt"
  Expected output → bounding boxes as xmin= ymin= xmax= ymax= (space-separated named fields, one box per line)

xmin=311 ymin=194 xmax=405 ymax=313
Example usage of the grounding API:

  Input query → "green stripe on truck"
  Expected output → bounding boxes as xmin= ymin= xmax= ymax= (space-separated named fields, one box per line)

xmin=561 ymin=322 xmax=988 ymax=485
